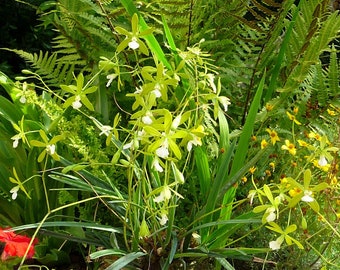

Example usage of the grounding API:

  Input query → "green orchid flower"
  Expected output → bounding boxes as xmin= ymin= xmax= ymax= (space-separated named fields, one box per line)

xmin=253 ymin=184 xmax=283 ymax=224
xmin=286 ymin=169 xmax=328 ymax=212
xmin=140 ymin=62 xmax=178 ymax=102
xmin=266 ymin=222 xmax=304 ymax=250
xmin=60 ymin=73 xmax=97 ymax=111
xmin=115 ymin=13 xmax=153 ymax=55
xmin=30 ymin=130 xmax=64 ymax=162
xmin=143 ymin=110 xmax=188 ymax=160
xmin=11 ymin=116 xmax=29 ymax=148
xmin=316 ymin=135 xmax=338 ymax=166
xmin=9 ymin=167 xmax=31 ymax=200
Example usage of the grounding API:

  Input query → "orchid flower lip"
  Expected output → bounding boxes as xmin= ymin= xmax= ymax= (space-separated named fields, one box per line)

xmin=156 ymin=145 xmax=169 ymax=159
xmin=318 ymin=155 xmax=327 ymax=166
xmin=72 ymin=95 xmax=82 ymax=109
xmin=46 ymin=144 xmax=56 ymax=155
xmin=152 ymin=158 xmax=164 ymax=172
xmin=128 ymin=37 xmax=140 ymax=50
xmin=10 ymin=186 xmax=19 ymax=200
xmin=269 ymin=239 xmax=281 ymax=250
xmin=301 ymin=190 xmax=314 ymax=202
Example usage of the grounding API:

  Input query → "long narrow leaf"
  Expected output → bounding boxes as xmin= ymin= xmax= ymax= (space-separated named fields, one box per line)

xmin=216 ymin=258 xmax=235 ymax=270
xmin=162 ymin=15 xmax=180 ymax=65
xmin=105 ymin=252 xmax=146 ymax=270
xmin=11 ymin=221 xmax=124 ymax=234
xmin=185 ymin=218 xmax=261 ymax=237
xmin=90 ymin=249 xmax=126 ymax=260
xmin=264 ymin=4 xmax=299 ymax=102
xmin=198 ymin=140 xmax=236 ymax=240
xmin=162 ymin=232 xmax=178 ymax=270
xmin=220 ymin=72 xmax=266 ymax=220
xmin=194 ymin=146 xmax=211 ymax=197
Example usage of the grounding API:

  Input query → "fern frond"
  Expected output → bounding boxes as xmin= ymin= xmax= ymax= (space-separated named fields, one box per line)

xmin=99 ymin=0 xmax=114 ymax=5
xmin=4 ymin=49 xmax=78 ymax=86
xmin=314 ymin=62 xmax=328 ymax=106
xmin=281 ymin=1 xmax=340 ymax=93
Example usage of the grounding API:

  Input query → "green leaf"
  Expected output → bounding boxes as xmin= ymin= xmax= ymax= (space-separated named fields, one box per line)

xmin=194 ymin=146 xmax=210 ymax=196
xmin=12 ymin=221 xmax=123 ymax=234
xmin=162 ymin=15 xmax=180 ymax=65
xmin=216 ymin=258 xmax=235 ymax=270
xmin=218 ymin=108 xmax=229 ymax=151
xmin=220 ymin=72 xmax=265 ymax=219
xmin=90 ymin=249 xmax=125 ymax=260
xmin=264 ymin=3 xmax=300 ymax=101
xmin=105 ymin=252 xmax=146 ymax=270
xmin=0 ymin=96 xmax=23 ymax=123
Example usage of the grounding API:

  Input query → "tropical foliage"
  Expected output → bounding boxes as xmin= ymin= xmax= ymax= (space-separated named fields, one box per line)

xmin=0 ymin=0 xmax=339 ymax=269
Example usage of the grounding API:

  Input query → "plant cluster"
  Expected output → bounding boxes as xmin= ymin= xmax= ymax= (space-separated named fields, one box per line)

xmin=0 ymin=0 xmax=339 ymax=269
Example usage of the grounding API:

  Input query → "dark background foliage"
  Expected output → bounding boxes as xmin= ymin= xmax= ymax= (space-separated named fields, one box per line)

xmin=0 ymin=0 xmax=54 ymax=77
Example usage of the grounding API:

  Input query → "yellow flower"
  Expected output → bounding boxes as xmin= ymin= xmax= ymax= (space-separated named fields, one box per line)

xmin=269 ymin=162 xmax=275 ymax=171
xmin=266 ymin=103 xmax=274 ymax=111
xmin=280 ymin=177 xmax=290 ymax=188
xmin=297 ymin=139 xmax=308 ymax=147
xmin=266 ymin=128 xmax=280 ymax=145
xmin=308 ymin=132 xmax=321 ymax=141
xmin=289 ymin=187 xmax=302 ymax=197
xmin=261 ymin=139 xmax=268 ymax=149
xmin=330 ymin=176 xmax=337 ymax=186
xmin=281 ymin=140 xmax=296 ymax=155
xmin=312 ymin=159 xmax=330 ymax=172
xmin=327 ymin=109 xmax=336 ymax=116
xmin=249 ymin=166 xmax=257 ymax=174
xmin=317 ymin=215 xmax=324 ymax=222
xmin=265 ymin=170 xmax=271 ymax=176
xmin=241 ymin=176 xmax=247 ymax=183
xmin=286 ymin=111 xmax=301 ymax=125
xmin=293 ymin=107 xmax=299 ymax=114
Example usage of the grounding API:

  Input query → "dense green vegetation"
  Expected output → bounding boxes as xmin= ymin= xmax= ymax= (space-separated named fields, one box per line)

xmin=0 ymin=0 xmax=339 ymax=269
